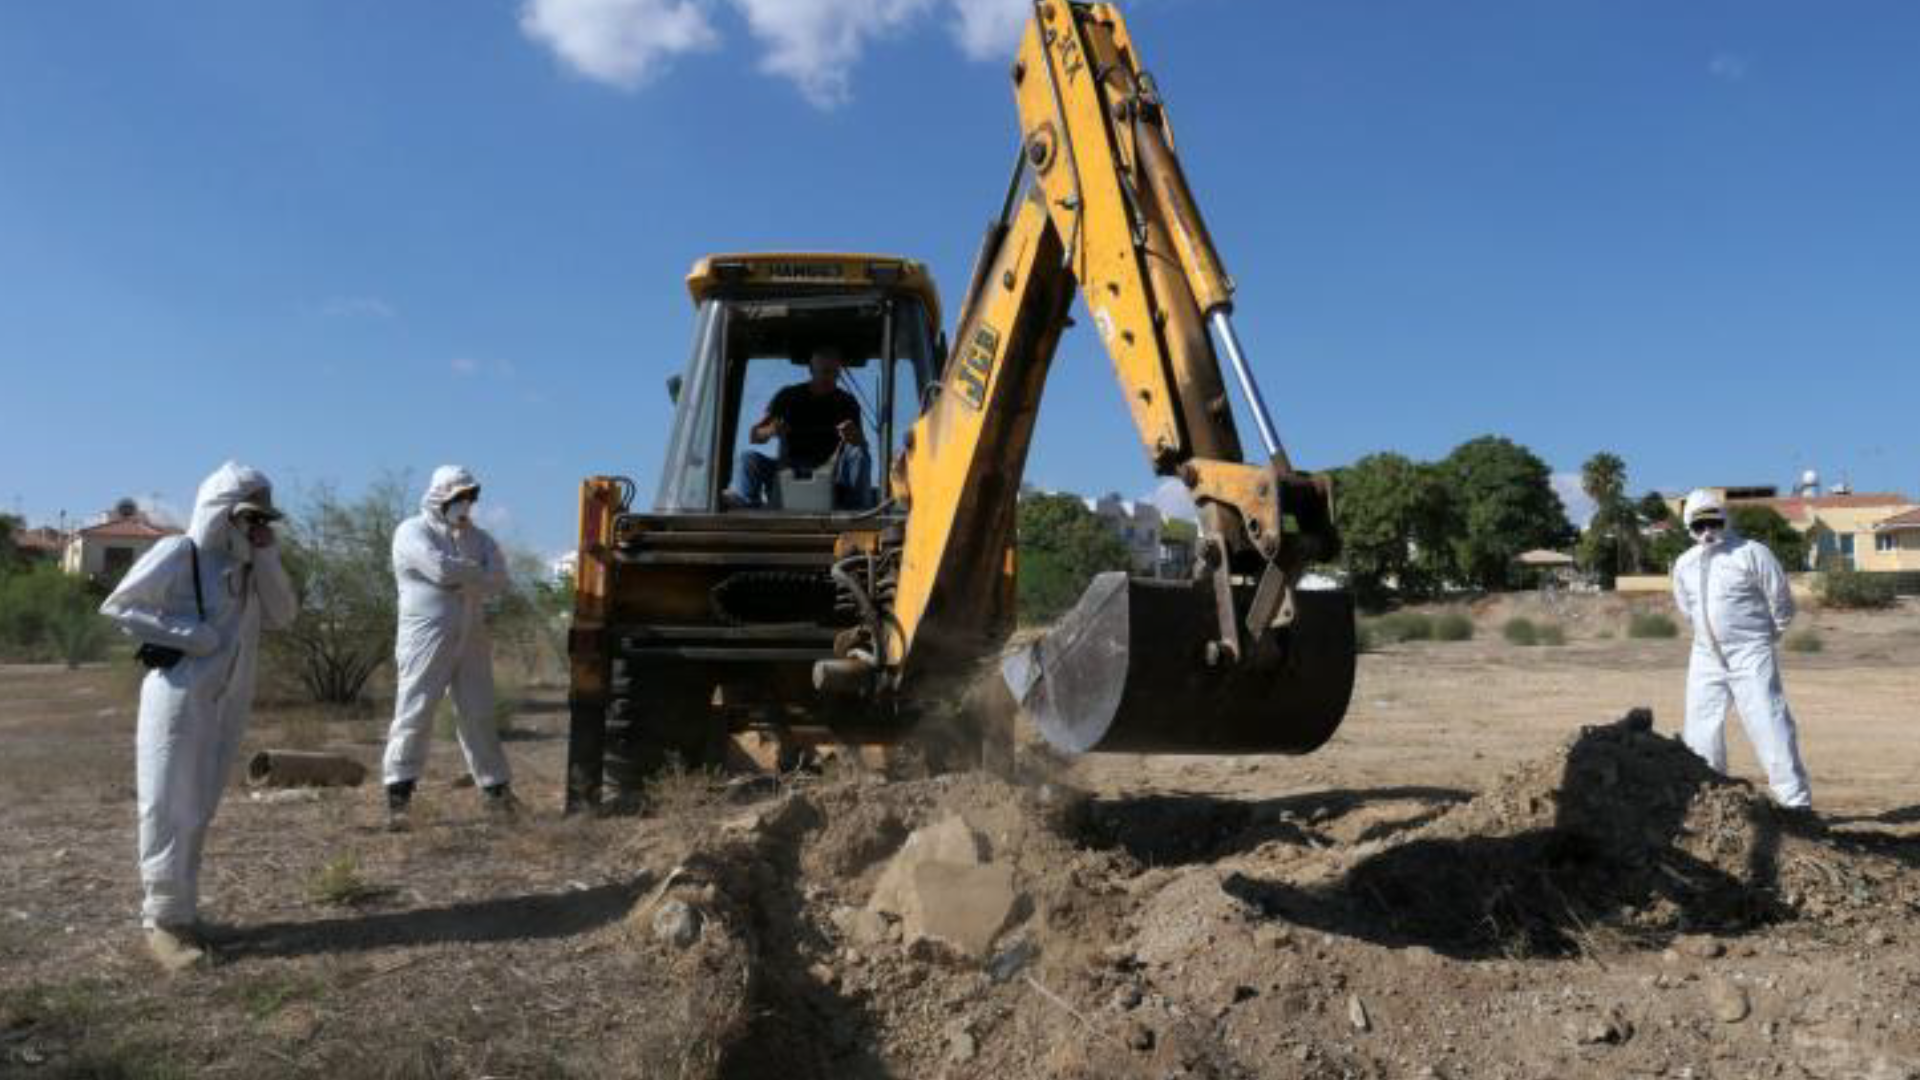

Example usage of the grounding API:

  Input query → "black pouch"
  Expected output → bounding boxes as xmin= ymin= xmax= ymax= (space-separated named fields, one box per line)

xmin=134 ymin=643 xmax=186 ymax=670
xmin=134 ymin=542 xmax=203 ymax=671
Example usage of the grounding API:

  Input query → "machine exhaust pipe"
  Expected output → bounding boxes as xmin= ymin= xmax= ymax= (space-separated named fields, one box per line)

xmin=1002 ymin=573 xmax=1354 ymax=755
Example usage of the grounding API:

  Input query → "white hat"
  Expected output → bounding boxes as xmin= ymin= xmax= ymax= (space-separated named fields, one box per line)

xmin=1682 ymin=489 xmax=1726 ymax=527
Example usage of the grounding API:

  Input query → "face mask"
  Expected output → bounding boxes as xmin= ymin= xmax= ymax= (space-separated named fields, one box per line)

xmin=1694 ymin=525 xmax=1724 ymax=547
xmin=446 ymin=501 xmax=472 ymax=526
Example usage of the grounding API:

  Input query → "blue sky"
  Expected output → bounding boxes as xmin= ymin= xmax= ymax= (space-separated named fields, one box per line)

xmin=3 ymin=1 xmax=1918 ymax=556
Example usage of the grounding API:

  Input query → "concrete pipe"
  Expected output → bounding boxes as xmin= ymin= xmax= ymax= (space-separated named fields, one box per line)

xmin=245 ymin=750 xmax=369 ymax=789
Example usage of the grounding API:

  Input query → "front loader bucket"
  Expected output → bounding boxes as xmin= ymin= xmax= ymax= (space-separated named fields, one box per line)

xmin=1003 ymin=573 xmax=1355 ymax=755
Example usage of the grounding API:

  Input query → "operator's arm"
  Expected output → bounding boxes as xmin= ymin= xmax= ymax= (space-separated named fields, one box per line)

xmin=393 ymin=518 xmax=483 ymax=588
xmin=99 ymin=537 xmax=221 ymax=656
xmin=1752 ymin=544 xmax=1795 ymax=637
xmin=750 ymin=388 xmax=793 ymax=445
xmin=835 ymin=392 xmax=866 ymax=448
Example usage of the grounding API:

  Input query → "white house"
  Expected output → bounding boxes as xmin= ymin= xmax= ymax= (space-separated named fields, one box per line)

xmin=63 ymin=499 xmax=179 ymax=583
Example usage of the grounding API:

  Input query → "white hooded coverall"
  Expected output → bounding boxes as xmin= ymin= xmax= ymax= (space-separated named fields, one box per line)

xmin=1671 ymin=534 xmax=1811 ymax=808
xmin=381 ymin=466 xmax=512 ymax=790
xmin=101 ymin=463 xmax=297 ymax=928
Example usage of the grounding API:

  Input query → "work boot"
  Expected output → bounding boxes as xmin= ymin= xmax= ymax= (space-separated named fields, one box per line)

xmin=482 ymin=783 xmax=522 ymax=821
xmin=385 ymin=780 xmax=416 ymax=833
xmin=144 ymin=924 xmax=208 ymax=973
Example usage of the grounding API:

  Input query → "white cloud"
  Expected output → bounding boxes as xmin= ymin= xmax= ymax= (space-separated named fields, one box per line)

xmin=476 ymin=503 xmax=515 ymax=532
xmin=450 ymin=357 xmax=480 ymax=376
xmin=731 ymin=0 xmax=934 ymax=107
xmin=949 ymin=0 xmax=1028 ymax=61
xmin=1143 ymin=477 xmax=1198 ymax=522
xmin=520 ymin=0 xmax=719 ymax=89
xmin=521 ymin=0 xmax=1032 ymax=106
xmin=1551 ymin=471 xmax=1597 ymax=529
xmin=319 ymin=295 xmax=396 ymax=320
xmin=1707 ymin=52 xmax=1751 ymax=83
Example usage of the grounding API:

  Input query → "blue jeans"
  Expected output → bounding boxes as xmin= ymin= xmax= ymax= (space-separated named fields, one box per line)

xmin=735 ymin=445 xmax=874 ymax=509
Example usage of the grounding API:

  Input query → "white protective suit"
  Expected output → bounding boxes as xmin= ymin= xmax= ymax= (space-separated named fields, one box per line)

xmin=1671 ymin=525 xmax=1811 ymax=808
xmin=381 ymin=466 xmax=512 ymax=790
xmin=101 ymin=463 xmax=297 ymax=928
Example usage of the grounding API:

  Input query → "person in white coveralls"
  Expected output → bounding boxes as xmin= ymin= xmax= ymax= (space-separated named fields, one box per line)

xmin=380 ymin=465 xmax=518 ymax=831
xmin=1670 ymin=488 xmax=1812 ymax=810
xmin=101 ymin=462 xmax=297 ymax=971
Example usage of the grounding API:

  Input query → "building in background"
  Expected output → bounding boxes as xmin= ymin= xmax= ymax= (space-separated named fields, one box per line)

xmin=13 ymin=526 xmax=70 ymax=565
xmin=1867 ymin=508 xmax=1920 ymax=572
xmin=1663 ymin=483 xmax=1916 ymax=572
xmin=1089 ymin=492 xmax=1168 ymax=575
xmin=1759 ymin=493 xmax=1916 ymax=571
xmin=62 ymin=499 xmax=179 ymax=583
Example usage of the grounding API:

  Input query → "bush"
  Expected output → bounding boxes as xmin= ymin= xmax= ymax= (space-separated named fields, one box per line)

xmin=1627 ymin=612 xmax=1679 ymax=639
xmin=1367 ymin=611 xmax=1435 ymax=644
xmin=0 ymin=564 xmax=111 ymax=666
xmin=1784 ymin=628 xmax=1823 ymax=653
xmin=1433 ymin=612 xmax=1474 ymax=641
xmin=1538 ymin=623 xmax=1567 ymax=647
xmin=1819 ymin=568 xmax=1896 ymax=610
xmin=1354 ymin=619 xmax=1375 ymax=654
xmin=1503 ymin=617 xmax=1538 ymax=646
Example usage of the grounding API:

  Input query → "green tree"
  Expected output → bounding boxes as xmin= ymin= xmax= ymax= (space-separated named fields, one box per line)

xmin=1645 ymin=526 xmax=1692 ymax=573
xmin=1438 ymin=436 xmax=1575 ymax=590
xmin=1730 ymin=506 xmax=1809 ymax=571
xmin=1575 ymin=451 xmax=1645 ymax=586
xmin=0 ymin=513 xmax=22 ymax=574
xmin=1331 ymin=452 xmax=1457 ymax=607
xmin=1016 ymin=493 xmax=1131 ymax=624
xmin=268 ymin=478 xmax=410 ymax=706
xmin=1636 ymin=491 xmax=1673 ymax=525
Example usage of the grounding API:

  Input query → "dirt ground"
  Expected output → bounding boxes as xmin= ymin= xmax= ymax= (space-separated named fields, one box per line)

xmin=3 ymin=595 xmax=1918 ymax=1079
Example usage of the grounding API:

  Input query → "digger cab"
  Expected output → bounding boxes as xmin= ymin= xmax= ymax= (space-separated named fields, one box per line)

xmin=656 ymin=254 xmax=942 ymax=516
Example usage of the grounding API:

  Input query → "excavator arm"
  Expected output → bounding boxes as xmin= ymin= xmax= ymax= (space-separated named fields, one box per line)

xmin=866 ymin=1 xmax=1355 ymax=755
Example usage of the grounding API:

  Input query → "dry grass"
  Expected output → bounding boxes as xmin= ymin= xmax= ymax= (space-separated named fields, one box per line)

xmin=644 ymin=761 xmax=730 ymax=850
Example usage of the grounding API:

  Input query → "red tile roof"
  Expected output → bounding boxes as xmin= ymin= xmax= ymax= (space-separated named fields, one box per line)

xmin=77 ymin=518 xmax=177 ymax=540
xmin=1876 ymin=508 xmax=1920 ymax=531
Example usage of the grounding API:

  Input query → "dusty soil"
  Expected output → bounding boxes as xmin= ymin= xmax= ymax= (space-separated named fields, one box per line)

xmin=3 ymin=596 xmax=1918 ymax=1079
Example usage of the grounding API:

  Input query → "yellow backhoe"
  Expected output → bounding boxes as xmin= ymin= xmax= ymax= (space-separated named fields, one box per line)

xmin=564 ymin=1 xmax=1355 ymax=809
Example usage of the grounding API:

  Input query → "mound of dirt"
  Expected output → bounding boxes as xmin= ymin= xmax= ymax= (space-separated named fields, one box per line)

xmin=621 ymin=717 xmax=1920 ymax=1079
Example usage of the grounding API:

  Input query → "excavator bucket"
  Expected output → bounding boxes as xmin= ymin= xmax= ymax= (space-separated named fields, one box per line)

xmin=1003 ymin=573 xmax=1355 ymax=755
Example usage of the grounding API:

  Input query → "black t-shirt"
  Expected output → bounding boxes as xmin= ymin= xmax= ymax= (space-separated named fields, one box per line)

xmin=767 ymin=384 xmax=861 ymax=467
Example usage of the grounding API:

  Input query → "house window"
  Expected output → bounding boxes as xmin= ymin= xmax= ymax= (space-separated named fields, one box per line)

xmin=1839 ymin=534 xmax=1854 ymax=556
xmin=1878 ymin=533 xmax=1899 ymax=553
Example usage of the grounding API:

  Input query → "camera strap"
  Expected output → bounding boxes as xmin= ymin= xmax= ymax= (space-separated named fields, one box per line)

xmin=189 ymin=540 xmax=205 ymax=622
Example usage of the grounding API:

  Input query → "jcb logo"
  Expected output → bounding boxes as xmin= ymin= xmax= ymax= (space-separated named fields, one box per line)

xmin=1055 ymin=28 xmax=1084 ymax=83
xmin=953 ymin=324 xmax=999 ymax=410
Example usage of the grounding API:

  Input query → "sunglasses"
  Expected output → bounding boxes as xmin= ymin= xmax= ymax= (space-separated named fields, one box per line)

xmin=1689 ymin=519 xmax=1724 ymax=535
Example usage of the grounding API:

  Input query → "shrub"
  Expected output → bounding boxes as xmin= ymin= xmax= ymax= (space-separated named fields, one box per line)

xmin=1354 ymin=619 xmax=1375 ymax=654
xmin=0 ymin=564 xmax=110 ymax=665
xmin=1627 ymin=612 xmax=1679 ymax=639
xmin=308 ymin=854 xmax=378 ymax=907
xmin=1784 ymin=629 xmax=1823 ymax=653
xmin=1503 ymin=617 xmax=1538 ymax=646
xmin=1368 ymin=611 xmax=1435 ymax=644
xmin=1538 ymin=623 xmax=1567 ymax=647
xmin=1819 ymin=568 xmax=1896 ymax=610
xmin=1432 ymin=611 xmax=1474 ymax=641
